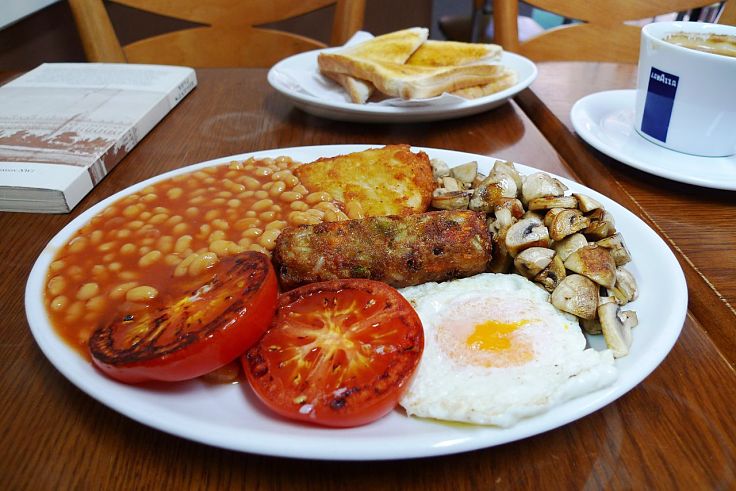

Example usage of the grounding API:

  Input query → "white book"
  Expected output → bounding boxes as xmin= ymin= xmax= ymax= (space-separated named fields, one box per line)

xmin=0 ymin=63 xmax=197 ymax=213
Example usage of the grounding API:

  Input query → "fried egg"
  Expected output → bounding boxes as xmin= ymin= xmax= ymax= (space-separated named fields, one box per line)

xmin=398 ymin=273 xmax=617 ymax=427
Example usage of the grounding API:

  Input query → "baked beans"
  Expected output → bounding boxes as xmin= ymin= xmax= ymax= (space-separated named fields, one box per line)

xmin=44 ymin=156 xmax=347 ymax=357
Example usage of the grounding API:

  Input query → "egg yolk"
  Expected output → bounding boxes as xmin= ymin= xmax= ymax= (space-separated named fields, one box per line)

xmin=437 ymin=296 xmax=539 ymax=368
xmin=467 ymin=319 xmax=530 ymax=351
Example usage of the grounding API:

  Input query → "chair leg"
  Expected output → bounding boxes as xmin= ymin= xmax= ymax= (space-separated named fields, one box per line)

xmin=438 ymin=0 xmax=493 ymax=42
xmin=470 ymin=0 xmax=492 ymax=42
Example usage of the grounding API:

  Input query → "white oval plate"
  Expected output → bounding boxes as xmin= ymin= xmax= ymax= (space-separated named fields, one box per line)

xmin=267 ymin=51 xmax=537 ymax=123
xmin=571 ymin=89 xmax=736 ymax=191
xmin=25 ymin=145 xmax=687 ymax=461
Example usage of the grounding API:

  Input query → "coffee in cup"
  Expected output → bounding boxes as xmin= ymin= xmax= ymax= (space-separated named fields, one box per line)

xmin=634 ymin=21 xmax=736 ymax=157
xmin=663 ymin=32 xmax=736 ymax=58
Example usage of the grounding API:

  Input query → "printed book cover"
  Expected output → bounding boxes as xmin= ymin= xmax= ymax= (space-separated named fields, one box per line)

xmin=0 ymin=63 xmax=197 ymax=213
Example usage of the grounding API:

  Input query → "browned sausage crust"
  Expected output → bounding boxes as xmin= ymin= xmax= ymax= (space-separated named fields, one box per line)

xmin=273 ymin=210 xmax=492 ymax=290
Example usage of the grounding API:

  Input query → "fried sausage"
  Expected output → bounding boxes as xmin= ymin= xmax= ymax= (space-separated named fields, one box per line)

xmin=273 ymin=210 xmax=492 ymax=290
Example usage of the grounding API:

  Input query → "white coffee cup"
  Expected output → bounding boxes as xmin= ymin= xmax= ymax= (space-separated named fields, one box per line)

xmin=634 ymin=21 xmax=736 ymax=157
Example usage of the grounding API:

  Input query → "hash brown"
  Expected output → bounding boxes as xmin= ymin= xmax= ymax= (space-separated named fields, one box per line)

xmin=294 ymin=145 xmax=436 ymax=217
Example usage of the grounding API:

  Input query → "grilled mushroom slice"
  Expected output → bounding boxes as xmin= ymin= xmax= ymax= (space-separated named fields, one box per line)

xmin=521 ymin=172 xmax=568 ymax=205
xmin=596 ymin=233 xmax=632 ymax=266
xmin=489 ymin=237 xmax=514 ymax=273
xmin=544 ymin=207 xmax=566 ymax=228
xmin=553 ymin=233 xmax=589 ymax=261
xmin=563 ymin=244 xmax=617 ymax=289
xmin=431 ymin=189 xmax=471 ymax=210
xmin=450 ymin=161 xmax=478 ymax=185
xmin=430 ymin=158 xmax=450 ymax=178
xmin=488 ymin=207 xmax=515 ymax=235
xmin=534 ymin=253 xmax=566 ymax=292
xmin=469 ymin=184 xmax=500 ymax=213
xmin=493 ymin=198 xmax=525 ymax=219
xmin=551 ymin=274 xmax=599 ymax=320
xmin=573 ymin=193 xmax=603 ymax=213
xmin=548 ymin=209 xmax=590 ymax=241
xmin=584 ymin=208 xmax=616 ymax=240
xmin=505 ymin=216 xmax=551 ymax=257
xmin=580 ymin=296 xmax=617 ymax=334
xmin=522 ymin=209 xmax=546 ymax=221
xmin=599 ymin=302 xmax=638 ymax=357
xmin=469 ymin=172 xmax=518 ymax=212
xmin=608 ymin=267 xmax=638 ymax=305
xmin=619 ymin=310 xmax=638 ymax=329
xmin=441 ymin=176 xmax=462 ymax=192
xmin=491 ymin=160 xmax=523 ymax=192
xmin=514 ymin=247 xmax=554 ymax=278
xmin=527 ymin=195 xmax=578 ymax=211
xmin=489 ymin=171 xmax=519 ymax=198
xmin=580 ymin=318 xmax=602 ymax=335
xmin=472 ymin=172 xmax=487 ymax=189
xmin=488 ymin=208 xmax=515 ymax=273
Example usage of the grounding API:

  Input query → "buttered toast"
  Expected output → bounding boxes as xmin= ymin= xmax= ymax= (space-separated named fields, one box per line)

xmin=322 ymin=28 xmax=428 ymax=103
xmin=318 ymin=30 xmax=517 ymax=102
xmin=339 ymin=27 xmax=428 ymax=62
xmin=451 ymin=68 xmax=517 ymax=99
xmin=322 ymin=71 xmax=374 ymax=104
xmin=293 ymin=145 xmax=435 ymax=217
xmin=404 ymin=39 xmax=516 ymax=98
xmin=318 ymin=53 xmax=509 ymax=100
xmin=406 ymin=40 xmax=502 ymax=67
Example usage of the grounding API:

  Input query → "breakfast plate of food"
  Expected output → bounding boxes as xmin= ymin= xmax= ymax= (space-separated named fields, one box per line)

xmin=25 ymin=144 xmax=686 ymax=460
xmin=268 ymin=29 xmax=537 ymax=123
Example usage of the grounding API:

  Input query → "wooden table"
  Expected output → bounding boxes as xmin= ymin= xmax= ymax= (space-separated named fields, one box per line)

xmin=1 ymin=67 xmax=735 ymax=489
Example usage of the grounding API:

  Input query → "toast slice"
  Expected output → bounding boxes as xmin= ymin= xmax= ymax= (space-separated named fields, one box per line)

xmin=342 ymin=27 xmax=428 ymax=62
xmin=406 ymin=40 xmax=502 ymax=67
xmin=293 ymin=145 xmax=436 ymax=217
xmin=322 ymin=71 xmax=375 ymax=105
xmin=318 ymin=52 xmax=509 ymax=100
xmin=451 ymin=67 xmax=518 ymax=98
xmin=406 ymin=40 xmax=515 ymax=99
xmin=321 ymin=28 xmax=428 ymax=103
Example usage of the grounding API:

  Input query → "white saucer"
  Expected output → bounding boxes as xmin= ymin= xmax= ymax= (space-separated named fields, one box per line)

xmin=570 ymin=90 xmax=736 ymax=191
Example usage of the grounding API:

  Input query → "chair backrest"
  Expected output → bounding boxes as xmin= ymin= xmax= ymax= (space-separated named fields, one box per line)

xmin=492 ymin=0 xmax=735 ymax=63
xmin=68 ymin=0 xmax=365 ymax=67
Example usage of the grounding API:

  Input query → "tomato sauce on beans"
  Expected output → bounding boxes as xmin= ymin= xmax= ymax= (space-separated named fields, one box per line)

xmin=44 ymin=156 xmax=349 ymax=357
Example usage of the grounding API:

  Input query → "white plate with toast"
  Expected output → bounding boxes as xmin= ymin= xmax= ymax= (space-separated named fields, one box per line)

xmin=25 ymin=145 xmax=686 ymax=461
xmin=268 ymin=51 xmax=537 ymax=123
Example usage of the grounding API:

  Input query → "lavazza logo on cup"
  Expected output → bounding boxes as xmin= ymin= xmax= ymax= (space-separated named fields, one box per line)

xmin=634 ymin=21 xmax=736 ymax=157
xmin=640 ymin=68 xmax=680 ymax=143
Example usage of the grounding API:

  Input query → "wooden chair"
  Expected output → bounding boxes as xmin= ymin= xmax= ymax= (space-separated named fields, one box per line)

xmin=68 ymin=0 xmax=365 ymax=67
xmin=492 ymin=0 xmax=736 ymax=63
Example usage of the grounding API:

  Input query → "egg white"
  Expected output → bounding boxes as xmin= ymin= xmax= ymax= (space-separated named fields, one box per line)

xmin=399 ymin=273 xmax=617 ymax=427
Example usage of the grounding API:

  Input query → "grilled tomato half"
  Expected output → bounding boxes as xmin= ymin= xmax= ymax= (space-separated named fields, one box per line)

xmin=244 ymin=279 xmax=423 ymax=427
xmin=89 ymin=252 xmax=277 ymax=383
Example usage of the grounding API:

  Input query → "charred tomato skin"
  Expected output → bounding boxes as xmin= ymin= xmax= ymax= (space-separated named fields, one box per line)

xmin=89 ymin=252 xmax=278 ymax=383
xmin=244 ymin=279 xmax=424 ymax=427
